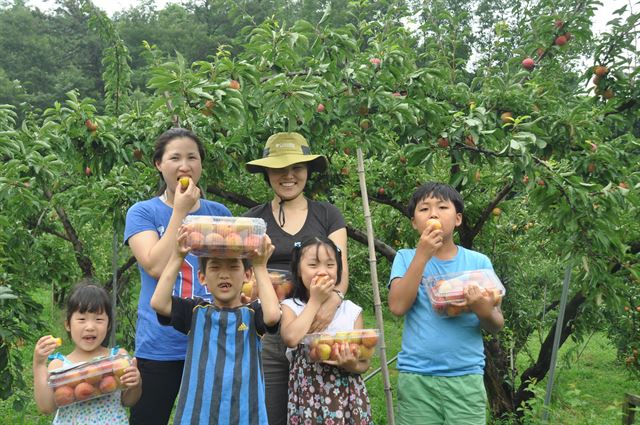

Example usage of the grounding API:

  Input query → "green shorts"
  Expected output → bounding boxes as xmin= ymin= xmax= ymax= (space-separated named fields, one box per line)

xmin=397 ymin=372 xmax=487 ymax=425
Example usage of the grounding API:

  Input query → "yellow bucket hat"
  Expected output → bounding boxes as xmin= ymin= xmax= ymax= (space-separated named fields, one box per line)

xmin=246 ymin=132 xmax=327 ymax=174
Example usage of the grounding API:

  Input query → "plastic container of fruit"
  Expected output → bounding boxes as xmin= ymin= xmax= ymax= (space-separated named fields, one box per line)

xmin=48 ymin=353 xmax=132 ymax=407
xmin=241 ymin=268 xmax=294 ymax=302
xmin=301 ymin=329 xmax=380 ymax=362
xmin=182 ymin=216 xmax=267 ymax=258
xmin=268 ymin=268 xmax=293 ymax=301
xmin=424 ymin=269 xmax=505 ymax=318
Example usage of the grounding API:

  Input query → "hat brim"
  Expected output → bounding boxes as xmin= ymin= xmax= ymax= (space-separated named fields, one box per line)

xmin=246 ymin=154 xmax=327 ymax=174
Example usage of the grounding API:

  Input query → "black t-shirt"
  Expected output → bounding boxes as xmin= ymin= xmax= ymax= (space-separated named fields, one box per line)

xmin=243 ymin=199 xmax=346 ymax=271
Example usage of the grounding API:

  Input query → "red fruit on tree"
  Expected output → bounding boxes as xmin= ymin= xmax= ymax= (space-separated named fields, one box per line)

xmin=437 ymin=137 xmax=449 ymax=148
xmin=316 ymin=103 xmax=325 ymax=113
xmin=85 ymin=166 xmax=92 ymax=177
xmin=377 ymin=187 xmax=385 ymax=196
xmin=359 ymin=119 xmax=370 ymax=130
xmin=537 ymin=179 xmax=545 ymax=186
xmin=340 ymin=167 xmax=349 ymax=176
xmin=229 ymin=79 xmax=240 ymax=90
xmin=554 ymin=35 xmax=567 ymax=46
xmin=465 ymin=135 xmax=476 ymax=148
xmin=594 ymin=66 xmax=609 ymax=77
xmin=589 ymin=142 xmax=597 ymax=152
xmin=84 ymin=119 xmax=98 ymax=132
xmin=500 ymin=111 xmax=513 ymax=124
xmin=522 ymin=57 xmax=535 ymax=71
xmin=369 ymin=57 xmax=381 ymax=66
xmin=522 ymin=175 xmax=530 ymax=184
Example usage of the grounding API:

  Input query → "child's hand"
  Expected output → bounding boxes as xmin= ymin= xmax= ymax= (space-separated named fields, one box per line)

xmin=119 ymin=358 xmax=141 ymax=389
xmin=464 ymin=284 xmax=495 ymax=319
xmin=323 ymin=343 xmax=361 ymax=371
xmin=33 ymin=335 xmax=61 ymax=366
xmin=416 ymin=221 xmax=443 ymax=258
xmin=309 ymin=273 xmax=334 ymax=305
xmin=250 ymin=235 xmax=274 ymax=267
xmin=175 ymin=226 xmax=192 ymax=258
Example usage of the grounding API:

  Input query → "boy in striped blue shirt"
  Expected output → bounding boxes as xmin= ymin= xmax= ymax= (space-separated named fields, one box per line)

xmin=151 ymin=227 xmax=281 ymax=425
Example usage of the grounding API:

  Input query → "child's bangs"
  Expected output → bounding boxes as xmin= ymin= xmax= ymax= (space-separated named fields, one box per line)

xmin=302 ymin=241 xmax=337 ymax=262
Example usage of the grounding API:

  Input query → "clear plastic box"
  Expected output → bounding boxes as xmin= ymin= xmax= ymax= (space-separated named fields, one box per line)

xmin=182 ymin=216 xmax=267 ymax=258
xmin=301 ymin=329 xmax=380 ymax=362
xmin=48 ymin=353 xmax=132 ymax=407
xmin=424 ymin=269 xmax=505 ymax=317
xmin=241 ymin=268 xmax=294 ymax=302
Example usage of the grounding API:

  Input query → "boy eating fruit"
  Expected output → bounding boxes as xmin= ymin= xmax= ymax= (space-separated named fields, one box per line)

xmin=388 ymin=182 xmax=504 ymax=425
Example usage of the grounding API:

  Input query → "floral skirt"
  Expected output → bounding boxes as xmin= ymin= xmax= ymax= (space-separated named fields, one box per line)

xmin=287 ymin=348 xmax=373 ymax=424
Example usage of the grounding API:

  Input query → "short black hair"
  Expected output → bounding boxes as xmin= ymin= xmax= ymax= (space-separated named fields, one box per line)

xmin=290 ymin=236 xmax=343 ymax=304
xmin=407 ymin=182 xmax=464 ymax=218
xmin=66 ymin=280 xmax=113 ymax=347
xmin=198 ymin=256 xmax=251 ymax=274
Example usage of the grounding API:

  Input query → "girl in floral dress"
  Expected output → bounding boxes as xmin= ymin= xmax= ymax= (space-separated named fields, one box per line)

xmin=280 ymin=237 xmax=373 ymax=424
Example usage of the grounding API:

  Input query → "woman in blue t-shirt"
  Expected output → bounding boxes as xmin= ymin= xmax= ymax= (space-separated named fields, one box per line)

xmin=124 ymin=128 xmax=231 ymax=425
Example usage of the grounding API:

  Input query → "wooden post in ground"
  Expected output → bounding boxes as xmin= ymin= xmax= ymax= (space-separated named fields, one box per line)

xmin=623 ymin=393 xmax=640 ymax=425
xmin=356 ymin=148 xmax=395 ymax=425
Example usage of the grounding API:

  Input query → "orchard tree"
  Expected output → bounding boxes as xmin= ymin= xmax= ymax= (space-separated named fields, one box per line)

xmin=0 ymin=0 xmax=638 ymax=421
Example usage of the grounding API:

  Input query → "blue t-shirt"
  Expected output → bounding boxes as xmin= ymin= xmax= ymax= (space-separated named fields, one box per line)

xmin=124 ymin=197 xmax=231 ymax=360
xmin=389 ymin=246 xmax=493 ymax=376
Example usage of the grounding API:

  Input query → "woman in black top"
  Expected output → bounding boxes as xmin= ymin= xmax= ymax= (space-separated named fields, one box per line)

xmin=244 ymin=132 xmax=349 ymax=425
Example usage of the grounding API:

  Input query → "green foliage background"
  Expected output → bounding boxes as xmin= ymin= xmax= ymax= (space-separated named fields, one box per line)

xmin=0 ymin=0 xmax=639 ymax=421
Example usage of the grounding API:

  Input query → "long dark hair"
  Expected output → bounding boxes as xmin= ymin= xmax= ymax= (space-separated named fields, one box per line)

xmin=290 ymin=236 xmax=343 ymax=304
xmin=153 ymin=128 xmax=206 ymax=195
xmin=65 ymin=281 xmax=113 ymax=347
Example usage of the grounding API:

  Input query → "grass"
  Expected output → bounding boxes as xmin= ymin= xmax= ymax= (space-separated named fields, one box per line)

xmin=1 ymin=292 xmax=638 ymax=424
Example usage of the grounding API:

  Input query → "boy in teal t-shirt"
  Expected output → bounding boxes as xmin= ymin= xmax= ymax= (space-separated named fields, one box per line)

xmin=388 ymin=182 xmax=505 ymax=425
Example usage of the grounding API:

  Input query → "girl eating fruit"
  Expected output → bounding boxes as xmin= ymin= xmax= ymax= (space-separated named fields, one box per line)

xmin=32 ymin=281 xmax=141 ymax=424
xmin=279 ymin=236 xmax=373 ymax=424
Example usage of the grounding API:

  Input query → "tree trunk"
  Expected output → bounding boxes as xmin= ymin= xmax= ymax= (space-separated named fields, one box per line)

xmin=484 ymin=338 xmax=515 ymax=417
